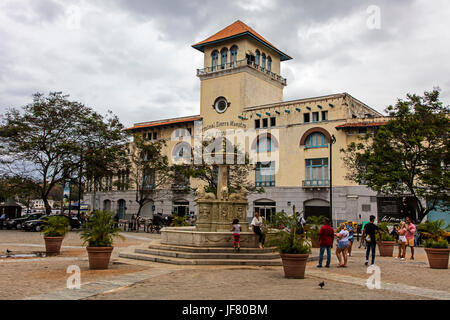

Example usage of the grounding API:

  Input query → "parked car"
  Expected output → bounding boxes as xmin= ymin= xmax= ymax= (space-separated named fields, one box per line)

xmin=6 ymin=213 xmax=46 ymax=230
xmin=23 ymin=215 xmax=81 ymax=232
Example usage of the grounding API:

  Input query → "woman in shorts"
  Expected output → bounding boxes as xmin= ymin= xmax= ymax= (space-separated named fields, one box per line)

xmin=396 ymin=221 xmax=407 ymax=260
xmin=335 ymin=223 xmax=350 ymax=267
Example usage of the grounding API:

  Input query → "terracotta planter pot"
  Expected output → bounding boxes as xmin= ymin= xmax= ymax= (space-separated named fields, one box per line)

xmin=378 ymin=241 xmax=395 ymax=257
xmin=44 ymin=236 xmax=64 ymax=256
xmin=311 ymin=237 xmax=320 ymax=248
xmin=86 ymin=247 xmax=114 ymax=269
xmin=280 ymin=253 xmax=309 ymax=279
xmin=424 ymin=248 xmax=450 ymax=269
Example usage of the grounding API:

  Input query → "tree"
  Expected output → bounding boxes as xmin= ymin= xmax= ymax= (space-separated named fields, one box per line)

xmin=0 ymin=175 xmax=40 ymax=208
xmin=0 ymin=92 xmax=128 ymax=214
xmin=81 ymin=111 xmax=130 ymax=211
xmin=129 ymin=134 xmax=174 ymax=216
xmin=173 ymin=140 xmax=262 ymax=195
xmin=341 ymin=89 xmax=450 ymax=221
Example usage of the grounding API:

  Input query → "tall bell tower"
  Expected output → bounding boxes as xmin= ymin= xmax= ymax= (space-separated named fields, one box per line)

xmin=192 ymin=20 xmax=292 ymax=128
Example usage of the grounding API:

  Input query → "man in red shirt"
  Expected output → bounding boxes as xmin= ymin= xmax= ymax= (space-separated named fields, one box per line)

xmin=317 ymin=218 xmax=335 ymax=268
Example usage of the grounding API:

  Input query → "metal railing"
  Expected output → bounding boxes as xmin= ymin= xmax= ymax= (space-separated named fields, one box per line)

xmin=302 ymin=180 xmax=330 ymax=187
xmin=197 ymin=59 xmax=287 ymax=85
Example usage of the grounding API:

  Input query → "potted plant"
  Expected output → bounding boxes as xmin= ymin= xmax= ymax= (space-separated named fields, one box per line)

xmin=305 ymin=215 xmax=326 ymax=248
xmin=266 ymin=210 xmax=311 ymax=279
xmin=418 ymin=219 xmax=449 ymax=269
xmin=376 ymin=222 xmax=396 ymax=257
xmin=80 ymin=210 xmax=124 ymax=270
xmin=42 ymin=215 xmax=70 ymax=256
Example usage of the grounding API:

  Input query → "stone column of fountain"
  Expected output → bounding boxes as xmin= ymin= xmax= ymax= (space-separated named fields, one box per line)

xmin=160 ymin=144 xmax=257 ymax=247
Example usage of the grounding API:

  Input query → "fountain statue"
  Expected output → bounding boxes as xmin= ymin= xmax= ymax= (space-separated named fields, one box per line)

xmin=160 ymin=142 xmax=258 ymax=247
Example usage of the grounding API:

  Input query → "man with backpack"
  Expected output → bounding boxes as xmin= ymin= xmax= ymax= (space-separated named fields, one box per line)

xmin=362 ymin=215 xmax=381 ymax=266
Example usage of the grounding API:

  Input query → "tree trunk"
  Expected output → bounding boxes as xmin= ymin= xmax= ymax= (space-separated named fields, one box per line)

xmin=43 ymin=196 xmax=52 ymax=215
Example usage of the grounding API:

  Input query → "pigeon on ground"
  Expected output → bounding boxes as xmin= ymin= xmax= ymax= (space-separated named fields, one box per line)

xmin=318 ymin=281 xmax=325 ymax=289
xmin=6 ymin=249 xmax=11 ymax=254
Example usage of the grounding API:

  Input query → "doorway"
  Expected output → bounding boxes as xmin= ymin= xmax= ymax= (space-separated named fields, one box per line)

xmin=254 ymin=200 xmax=276 ymax=222
xmin=117 ymin=199 xmax=126 ymax=219
xmin=173 ymin=200 xmax=189 ymax=217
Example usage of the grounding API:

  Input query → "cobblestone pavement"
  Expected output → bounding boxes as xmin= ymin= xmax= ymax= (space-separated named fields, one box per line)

xmin=0 ymin=230 xmax=159 ymax=299
xmin=1 ymin=231 xmax=448 ymax=300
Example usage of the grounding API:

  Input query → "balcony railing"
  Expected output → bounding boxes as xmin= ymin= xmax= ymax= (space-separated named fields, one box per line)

xmin=302 ymin=180 xmax=330 ymax=188
xmin=197 ymin=59 xmax=287 ymax=85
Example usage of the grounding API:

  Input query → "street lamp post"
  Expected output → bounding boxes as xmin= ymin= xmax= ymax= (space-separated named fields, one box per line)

xmin=329 ymin=134 xmax=336 ymax=226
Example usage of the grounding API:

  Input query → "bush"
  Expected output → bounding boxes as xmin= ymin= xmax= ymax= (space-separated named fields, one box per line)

xmin=265 ymin=211 xmax=311 ymax=254
xmin=170 ymin=215 xmax=191 ymax=227
xmin=418 ymin=219 xmax=449 ymax=243
xmin=42 ymin=215 xmax=69 ymax=237
xmin=80 ymin=211 xmax=123 ymax=247
xmin=424 ymin=239 xmax=449 ymax=249
xmin=376 ymin=233 xmax=396 ymax=241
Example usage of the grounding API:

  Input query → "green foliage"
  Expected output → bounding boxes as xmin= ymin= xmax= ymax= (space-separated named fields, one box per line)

xmin=173 ymin=140 xmax=261 ymax=196
xmin=42 ymin=216 xmax=69 ymax=237
xmin=340 ymin=89 xmax=450 ymax=221
xmin=80 ymin=211 xmax=123 ymax=247
xmin=424 ymin=239 xmax=448 ymax=249
xmin=131 ymin=134 xmax=173 ymax=215
xmin=305 ymin=215 xmax=327 ymax=239
xmin=265 ymin=211 xmax=311 ymax=254
xmin=0 ymin=92 xmax=129 ymax=214
xmin=375 ymin=221 xmax=395 ymax=241
xmin=170 ymin=215 xmax=190 ymax=227
xmin=417 ymin=219 xmax=449 ymax=244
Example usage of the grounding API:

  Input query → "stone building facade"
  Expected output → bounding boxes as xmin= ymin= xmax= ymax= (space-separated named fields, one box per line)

xmin=84 ymin=20 xmax=389 ymax=226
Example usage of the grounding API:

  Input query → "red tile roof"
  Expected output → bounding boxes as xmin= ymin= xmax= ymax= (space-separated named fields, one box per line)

xmin=126 ymin=116 xmax=202 ymax=131
xmin=336 ymin=121 xmax=388 ymax=129
xmin=192 ymin=20 xmax=292 ymax=61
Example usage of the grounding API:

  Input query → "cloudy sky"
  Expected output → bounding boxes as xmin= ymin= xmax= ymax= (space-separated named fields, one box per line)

xmin=0 ymin=0 xmax=449 ymax=128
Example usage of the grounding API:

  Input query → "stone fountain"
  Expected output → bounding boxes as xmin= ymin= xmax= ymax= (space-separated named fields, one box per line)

xmin=160 ymin=150 xmax=259 ymax=247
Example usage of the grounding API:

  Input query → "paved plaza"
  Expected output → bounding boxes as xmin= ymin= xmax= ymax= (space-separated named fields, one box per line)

xmin=0 ymin=230 xmax=448 ymax=300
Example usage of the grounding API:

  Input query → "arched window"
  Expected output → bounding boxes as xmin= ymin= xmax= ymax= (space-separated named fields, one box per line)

xmin=267 ymin=56 xmax=272 ymax=72
xmin=255 ymin=50 xmax=260 ymax=66
xmin=220 ymin=48 xmax=228 ymax=69
xmin=230 ymin=45 xmax=238 ymax=67
xmin=305 ymin=132 xmax=328 ymax=148
xmin=261 ymin=53 xmax=266 ymax=70
xmin=257 ymin=136 xmax=272 ymax=153
xmin=172 ymin=142 xmax=191 ymax=164
xmin=211 ymin=51 xmax=218 ymax=71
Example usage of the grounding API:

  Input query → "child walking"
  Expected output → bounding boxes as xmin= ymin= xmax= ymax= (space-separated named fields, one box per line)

xmin=232 ymin=219 xmax=241 ymax=252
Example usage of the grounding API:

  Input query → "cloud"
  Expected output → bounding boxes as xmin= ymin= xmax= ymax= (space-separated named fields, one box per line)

xmin=0 ymin=0 xmax=449 ymax=128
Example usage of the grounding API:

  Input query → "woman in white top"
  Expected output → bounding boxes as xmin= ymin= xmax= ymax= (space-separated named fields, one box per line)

xmin=335 ymin=223 xmax=349 ymax=267
xmin=251 ymin=211 xmax=265 ymax=248
xmin=396 ymin=221 xmax=407 ymax=260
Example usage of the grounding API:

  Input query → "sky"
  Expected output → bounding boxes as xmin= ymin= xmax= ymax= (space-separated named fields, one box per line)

xmin=0 ymin=0 xmax=449 ymax=128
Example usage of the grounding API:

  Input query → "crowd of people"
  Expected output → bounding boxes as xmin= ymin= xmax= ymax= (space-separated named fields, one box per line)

xmin=316 ymin=215 xmax=418 ymax=268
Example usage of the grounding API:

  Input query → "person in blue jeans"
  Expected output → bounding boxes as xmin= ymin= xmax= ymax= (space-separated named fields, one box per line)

xmin=362 ymin=215 xmax=381 ymax=266
xmin=317 ymin=218 xmax=334 ymax=268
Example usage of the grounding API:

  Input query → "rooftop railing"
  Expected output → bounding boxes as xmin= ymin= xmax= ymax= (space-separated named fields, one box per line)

xmin=197 ymin=59 xmax=287 ymax=85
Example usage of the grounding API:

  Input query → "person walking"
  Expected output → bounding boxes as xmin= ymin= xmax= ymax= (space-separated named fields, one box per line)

xmin=347 ymin=221 xmax=354 ymax=257
xmin=231 ymin=219 xmax=241 ymax=252
xmin=0 ymin=212 xmax=6 ymax=230
xmin=362 ymin=215 xmax=380 ymax=266
xmin=251 ymin=211 xmax=265 ymax=249
xmin=317 ymin=218 xmax=334 ymax=268
xmin=396 ymin=221 xmax=407 ymax=260
xmin=335 ymin=223 xmax=350 ymax=267
xmin=405 ymin=217 xmax=416 ymax=260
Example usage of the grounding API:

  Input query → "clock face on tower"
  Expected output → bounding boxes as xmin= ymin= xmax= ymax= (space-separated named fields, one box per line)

xmin=213 ymin=96 xmax=229 ymax=114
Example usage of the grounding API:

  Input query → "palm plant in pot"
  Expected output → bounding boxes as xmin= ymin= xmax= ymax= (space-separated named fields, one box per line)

xmin=80 ymin=210 xmax=124 ymax=270
xmin=417 ymin=219 xmax=449 ymax=269
xmin=305 ymin=215 xmax=326 ymax=248
xmin=266 ymin=209 xmax=311 ymax=279
xmin=376 ymin=222 xmax=396 ymax=257
xmin=42 ymin=215 xmax=70 ymax=256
